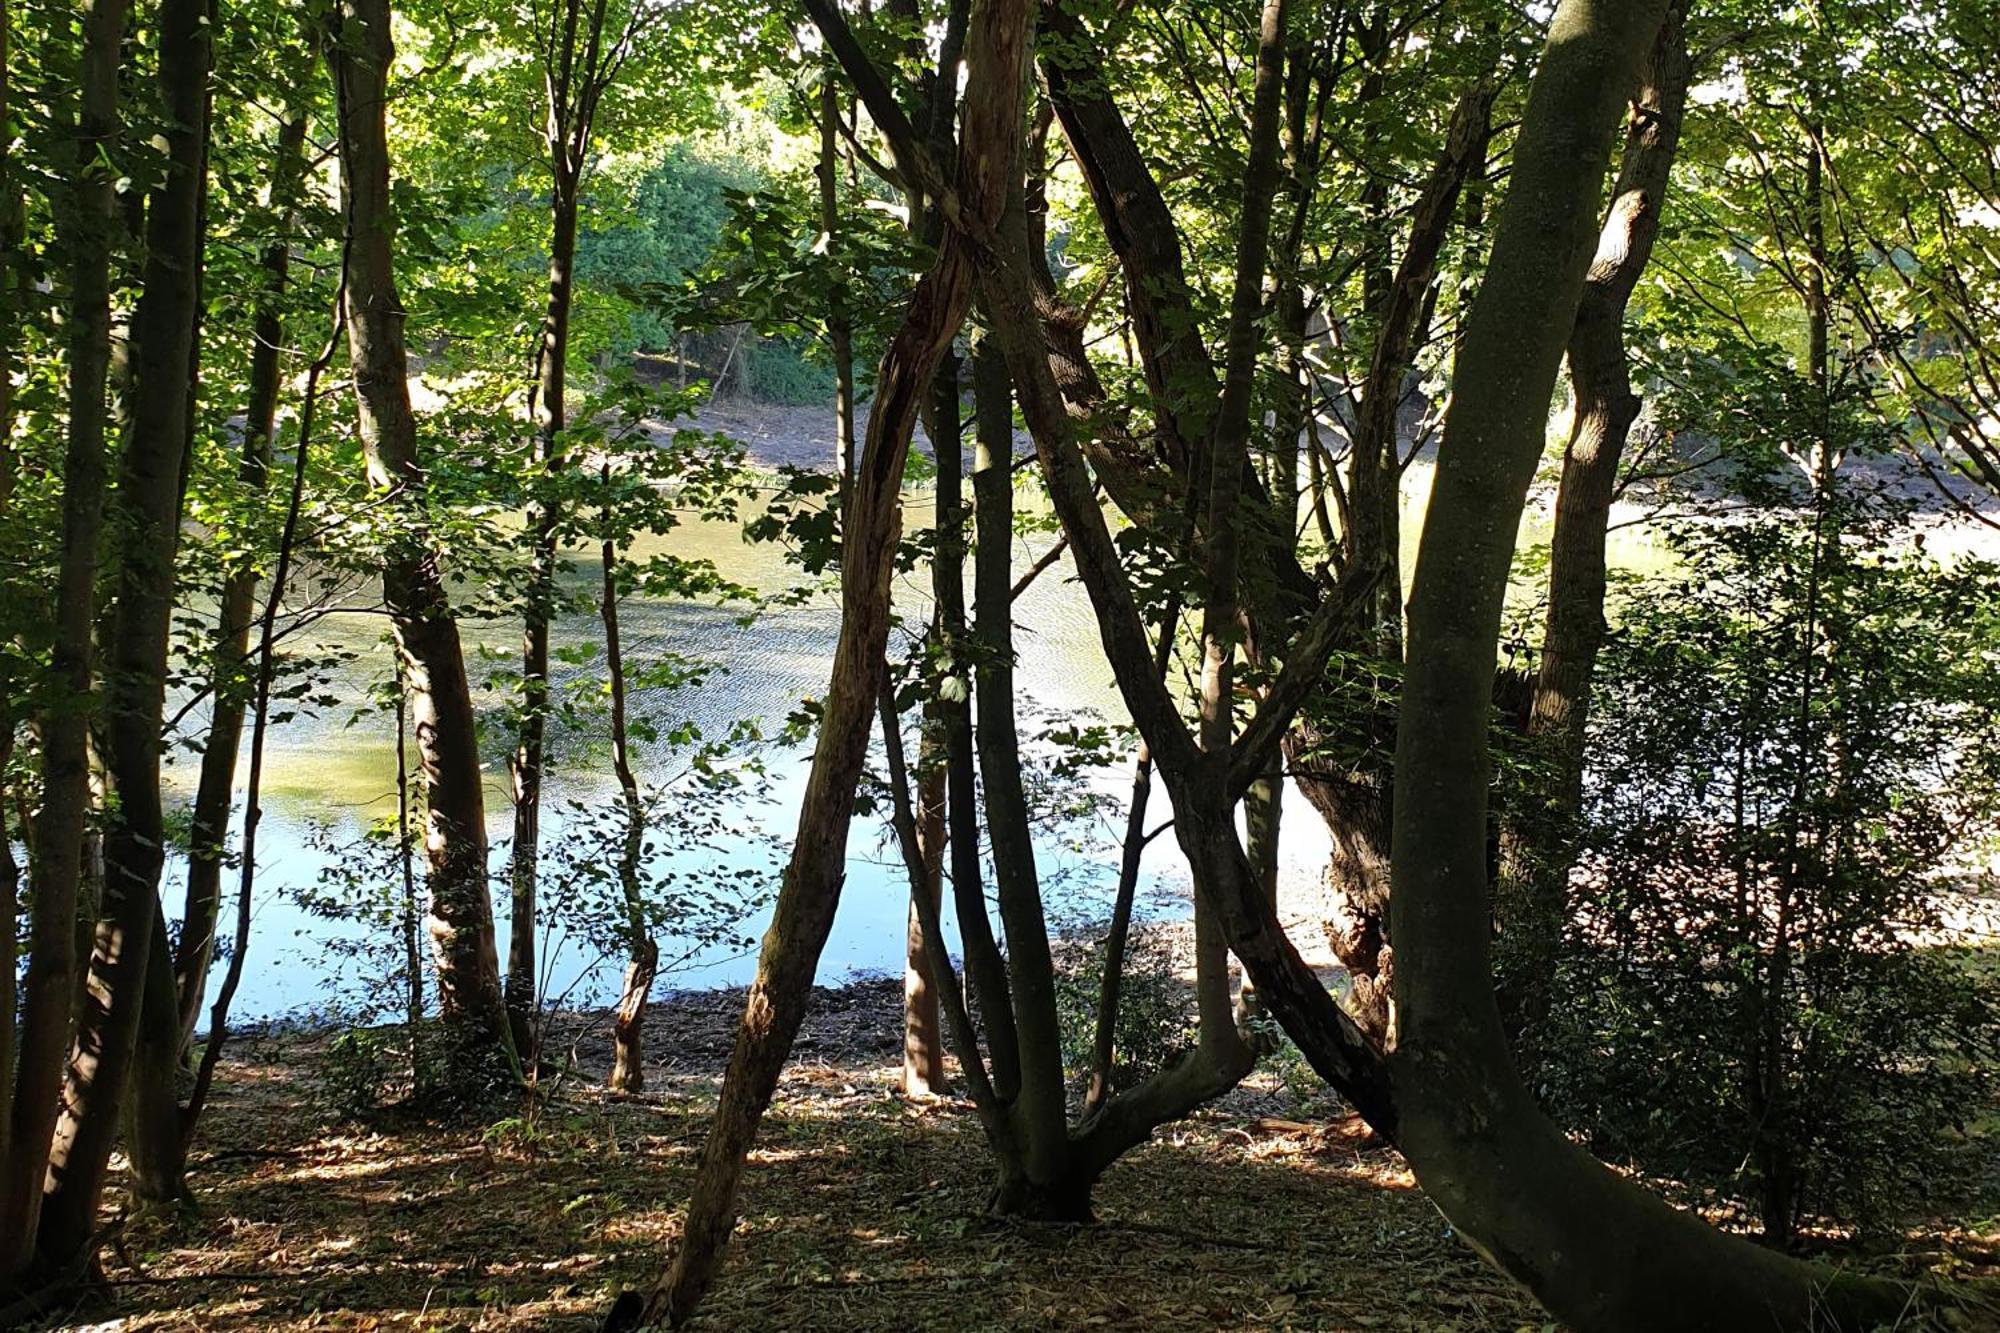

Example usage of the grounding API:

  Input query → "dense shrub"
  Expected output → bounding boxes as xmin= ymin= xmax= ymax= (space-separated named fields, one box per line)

xmin=1538 ymin=495 xmax=2000 ymax=1242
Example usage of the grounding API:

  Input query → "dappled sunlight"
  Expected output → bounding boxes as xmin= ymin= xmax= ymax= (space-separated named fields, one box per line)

xmin=79 ymin=1045 xmax=1541 ymax=1331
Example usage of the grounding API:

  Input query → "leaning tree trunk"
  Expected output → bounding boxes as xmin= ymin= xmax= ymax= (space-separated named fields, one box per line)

xmin=331 ymin=0 xmax=511 ymax=1060
xmin=39 ymin=0 xmax=213 ymax=1254
xmin=1495 ymin=2 xmax=1689 ymax=1043
xmin=0 ymin=0 xmax=127 ymax=1292
xmin=601 ymin=0 xmax=1029 ymax=1322
xmin=176 ymin=106 xmax=310 ymax=1055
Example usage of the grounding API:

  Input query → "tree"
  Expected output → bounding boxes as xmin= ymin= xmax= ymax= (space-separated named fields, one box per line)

xmin=329 ymin=0 xmax=512 ymax=1065
xmin=1495 ymin=0 xmax=1691 ymax=1040
xmin=602 ymin=0 xmax=1032 ymax=1316
xmin=507 ymin=0 xmax=648 ymax=1059
xmin=0 ymin=0 xmax=129 ymax=1295
xmin=1543 ymin=495 xmax=2000 ymax=1244
xmin=38 ymin=0 xmax=213 ymax=1253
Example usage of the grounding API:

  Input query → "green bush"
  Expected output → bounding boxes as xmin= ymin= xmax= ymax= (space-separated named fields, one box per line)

xmin=1536 ymin=496 xmax=2000 ymax=1242
xmin=313 ymin=1028 xmax=407 ymax=1123
xmin=1050 ymin=920 xmax=1194 ymax=1095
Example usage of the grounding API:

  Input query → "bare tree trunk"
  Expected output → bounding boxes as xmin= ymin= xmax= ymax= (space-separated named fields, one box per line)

xmin=177 ymin=107 xmax=310 ymax=1056
xmin=1188 ymin=0 xmax=1291 ymax=1081
xmin=1085 ymin=602 xmax=1178 ymax=1115
xmin=602 ymin=2 xmax=1028 ymax=1321
xmin=1282 ymin=84 xmax=1495 ymax=1041
xmin=0 ymin=0 xmax=127 ymax=1287
xmin=331 ymin=0 xmax=511 ymax=1060
xmin=126 ymin=905 xmax=189 ymax=1204
xmin=1498 ymin=4 xmax=1689 ymax=1041
xmin=936 ymin=346 xmax=1018 ymax=1101
xmin=508 ymin=167 xmax=579 ymax=1061
xmin=396 ymin=662 xmax=425 ymax=1075
xmin=820 ymin=72 xmax=857 ymax=509
xmin=0 ymin=0 xmax=19 ymax=1193
xmin=184 ymin=272 xmax=343 ymax=1146
xmin=603 ymin=488 xmax=658 ymax=1093
xmin=40 ymin=0 xmax=213 ymax=1252
xmin=511 ymin=0 xmax=624 ymax=1055
xmin=900 ymin=708 xmax=950 ymax=1095
xmin=971 ymin=339 xmax=1076 ymax=1217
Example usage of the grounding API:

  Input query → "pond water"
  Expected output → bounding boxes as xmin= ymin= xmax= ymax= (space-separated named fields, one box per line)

xmin=165 ymin=465 xmax=1664 ymax=1026
xmin=163 ymin=489 xmax=1189 ymax=1026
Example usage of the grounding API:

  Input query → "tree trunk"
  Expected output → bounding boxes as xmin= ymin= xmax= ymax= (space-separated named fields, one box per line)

xmin=126 ymin=906 xmax=190 ymax=1204
xmin=511 ymin=134 xmax=586 ymax=1064
xmin=603 ymin=497 xmax=657 ymax=1094
xmin=40 ymin=0 xmax=213 ymax=1254
xmin=0 ymin=0 xmax=19 ymax=1220
xmin=1381 ymin=2 xmax=1927 ymax=1325
xmin=0 ymin=0 xmax=128 ymax=1288
xmin=971 ymin=338 xmax=1072 ymax=1198
xmin=183 ymin=273 xmax=342 ymax=1148
xmin=899 ymin=356 xmax=967 ymax=1100
xmin=331 ymin=0 xmax=511 ymax=1059
xmin=937 ymin=344 xmax=1018 ymax=1100
xmin=1085 ymin=602 xmax=1177 ymax=1114
xmin=1497 ymin=3 xmax=1689 ymax=1041
xmin=901 ymin=707 xmax=950 ymax=1096
xmin=820 ymin=72 xmax=857 ymax=509
xmin=605 ymin=0 xmax=1029 ymax=1316
xmin=1282 ymin=83 xmax=1494 ymax=1041
xmin=397 ymin=664 xmax=426 ymax=1074
xmin=1190 ymin=0 xmax=1289 ymax=1083
xmin=177 ymin=108 xmax=310 ymax=1056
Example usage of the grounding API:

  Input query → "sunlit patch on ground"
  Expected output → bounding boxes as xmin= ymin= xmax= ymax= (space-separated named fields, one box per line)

xmin=41 ymin=990 xmax=1998 ymax=1333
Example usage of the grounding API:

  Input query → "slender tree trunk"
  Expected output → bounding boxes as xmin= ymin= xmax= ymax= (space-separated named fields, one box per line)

xmin=0 ymin=0 xmax=128 ymax=1287
xmin=878 ymin=667 xmax=1014 ymax=1148
xmin=1190 ymin=0 xmax=1291 ymax=1076
xmin=128 ymin=0 xmax=230 ymax=1192
xmin=1498 ymin=4 xmax=1689 ymax=1041
xmin=971 ymin=340 xmax=1075 ymax=1216
xmin=901 ymin=706 xmax=950 ymax=1095
xmin=605 ymin=1 xmax=1029 ymax=1320
xmin=331 ymin=0 xmax=511 ymax=1059
xmin=820 ymin=73 xmax=857 ymax=508
xmin=184 ymin=271 xmax=342 ymax=1147
xmin=938 ymin=343 xmax=1018 ymax=1100
xmin=1085 ymin=601 xmax=1178 ymax=1116
xmin=510 ymin=150 xmax=584 ymax=1063
xmin=1283 ymin=84 xmax=1495 ymax=1041
xmin=603 ymin=495 xmax=658 ymax=1093
xmin=396 ymin=661 xmax=425 ymax=1075
xmin=40 ymin=0 xmax=213 ymax=1253
xmin=177 ymin=108 xmax=311 ymax=1055
xmin=898 ymin=357 xmax=970 ymax=1100
xmin=1348 ymin=6 xmax=1402 ymax=645
xmin=0 ymin=0 xmax=19 ymax=1188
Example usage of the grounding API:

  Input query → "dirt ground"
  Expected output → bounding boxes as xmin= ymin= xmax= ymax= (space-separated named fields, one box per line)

xmin=38 ymin=978 xmax=2000 ymax=1333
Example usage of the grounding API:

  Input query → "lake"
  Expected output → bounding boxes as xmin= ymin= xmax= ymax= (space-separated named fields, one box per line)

xmin=163 ymin=462 xmax=1673 ymax=1025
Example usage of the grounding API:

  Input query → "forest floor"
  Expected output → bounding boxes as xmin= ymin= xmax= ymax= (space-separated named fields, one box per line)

xmin=44 ymin=975 xmax=2000 ymax=1333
